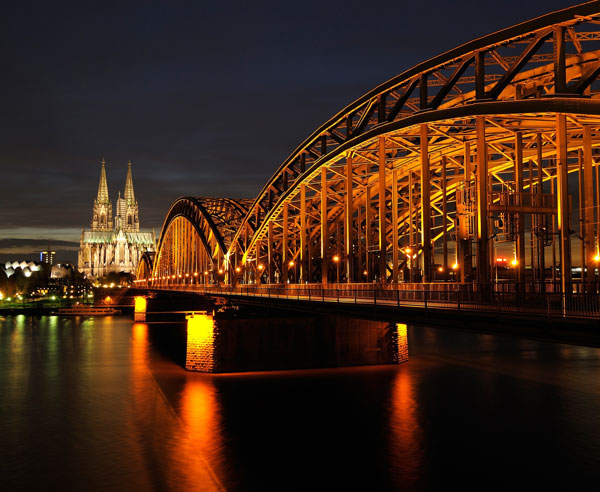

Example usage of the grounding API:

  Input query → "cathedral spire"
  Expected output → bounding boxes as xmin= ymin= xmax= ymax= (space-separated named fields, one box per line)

xmin=96 ymin=159 xmax=110 ymax=204
xmin=124 ymin=161 xmax=135 ymax=204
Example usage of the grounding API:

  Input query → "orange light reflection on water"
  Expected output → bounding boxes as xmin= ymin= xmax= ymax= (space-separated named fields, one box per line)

xmin=389 ymin=360 xmax=422 ymax=488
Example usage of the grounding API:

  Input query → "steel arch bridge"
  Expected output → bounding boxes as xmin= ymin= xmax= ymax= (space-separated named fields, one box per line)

xmin=140 ymin=2 xmax=600 ymax=297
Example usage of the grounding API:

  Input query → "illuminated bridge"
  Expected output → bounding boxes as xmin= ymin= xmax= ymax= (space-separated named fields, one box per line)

xmin=136 ymin=2 xmax=600 ymax=319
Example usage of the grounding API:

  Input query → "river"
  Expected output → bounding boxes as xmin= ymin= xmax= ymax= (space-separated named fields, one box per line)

xmin=1 ymin=313 xmax=599 ymax=491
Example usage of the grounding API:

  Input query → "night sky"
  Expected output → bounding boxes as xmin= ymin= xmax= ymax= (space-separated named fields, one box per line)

xmin=0 ymin=0 xmax=576 ymax=262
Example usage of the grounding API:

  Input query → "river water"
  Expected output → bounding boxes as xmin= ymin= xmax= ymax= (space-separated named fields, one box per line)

xmin=1 ymin=313 xmax=599 ymax=491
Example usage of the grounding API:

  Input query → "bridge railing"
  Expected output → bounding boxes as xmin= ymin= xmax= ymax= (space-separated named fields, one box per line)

xmin=142 ymin=281 xmax=600 ymax=319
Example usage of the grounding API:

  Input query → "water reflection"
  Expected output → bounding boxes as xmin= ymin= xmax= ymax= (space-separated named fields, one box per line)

xmin=389 ymin=362 xmax=422 ymax=489
xmin=2 ymin=314 xmax=600 ymax=491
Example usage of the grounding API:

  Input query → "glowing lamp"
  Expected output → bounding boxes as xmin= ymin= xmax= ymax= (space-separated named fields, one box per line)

xmin=594 ymin=255 xmax=600 ymax=262
xmin=452 ymin=263 xmax=458 ymax=270
xmin=204 ymin=271 xmax=208 ymax=275
xmin=511 ymin=259 xmax=518 ymax=266
xmin=194 ymin=272 xmax=198 ymax=276
xmin=218 ymin=269 xmax=223 ymax=274
xmin=333 ymin=255 xmax=340 ymax=262
xmin=289 ymin=261 xmax=295 ymax=267
xmin=235 ymin=267 xmax=241 ymax=273
xmin=438 ymin=266 xmax=444 ymax=272
xmin=258 ymin=264 xmax=264 ymax=271
xmin=185 ymin=273 xmax=189 ymax=277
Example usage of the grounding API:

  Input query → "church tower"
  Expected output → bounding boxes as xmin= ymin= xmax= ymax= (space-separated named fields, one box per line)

xmin=91 ymin=159 xmax=113 ymax=231
xmin=115 ymin=161 xmax=139 ymax=232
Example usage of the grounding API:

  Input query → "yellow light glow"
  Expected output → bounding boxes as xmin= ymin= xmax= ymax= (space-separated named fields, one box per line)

xmin=511 ymin=259 xmax=518 ymax=266
xmin=194 ymin=272 xmax=198 ymax=276
xmin=594 ymin=255 xmax=600 ymax=262
xmin=452 ymin=263 xmax=458 ymax=270
xmin=258 ymin=264 xmax=264 ymax=270
xmin=289 ymin=261 xmax=295 ymax=267
xmin=438 ymin=266 xmax=443 ymax=272
xmin=134 ymin=296 xmax=147 ymax=314
xmin=204 ymin=271 xmax=209 ymax=275
xmin=405 ymin=248 xmax=412 ymax=254
xmin=235 ymin=267 xmax=241 ymax=273
xmin=333 ymin=255 xmax=340 ymax=262
xmin=105 ymin=296 xmax=112 ymax=303
xmin=185 ymin=273 xmax=189 ymax=277
xmin=218 ymin=269 xmax=223 ymax=274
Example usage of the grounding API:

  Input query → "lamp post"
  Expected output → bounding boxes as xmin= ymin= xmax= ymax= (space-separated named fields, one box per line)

xmin=333 ymin=255 xmax=340 ymax=284
xmin=258 ymin=264 xmax=264 ymax=284
xmin=288 ymin=260 xmax=295 ymax=283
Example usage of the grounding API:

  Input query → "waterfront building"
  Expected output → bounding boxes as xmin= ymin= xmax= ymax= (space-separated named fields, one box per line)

xmin=78 ymin=160 xmax=155 ymax=279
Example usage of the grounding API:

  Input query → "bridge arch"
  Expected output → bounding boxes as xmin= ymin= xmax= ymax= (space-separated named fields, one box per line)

xmin=222 ymin=1 xmax=600 ymax=293
xmin=150 ymin=197 xmax=252 ymax=285
xmin=146 ymin=2 xmax=600 ymax=295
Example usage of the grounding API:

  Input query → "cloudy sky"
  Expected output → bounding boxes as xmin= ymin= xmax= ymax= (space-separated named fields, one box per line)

xmin=0 ymin=0 xmax=576 ymax=262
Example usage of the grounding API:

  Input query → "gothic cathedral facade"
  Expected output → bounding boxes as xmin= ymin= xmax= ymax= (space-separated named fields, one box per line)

xmin=78 ymin=160 xmax=155 ymax=278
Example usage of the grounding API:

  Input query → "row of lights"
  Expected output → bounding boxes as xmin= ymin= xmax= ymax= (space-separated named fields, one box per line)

xmin=141 ymin=250 xmax=600 ymax=283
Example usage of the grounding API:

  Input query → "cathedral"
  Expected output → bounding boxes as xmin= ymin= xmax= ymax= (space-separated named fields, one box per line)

xmin=78 ymin=160 xmax=155 ymax=279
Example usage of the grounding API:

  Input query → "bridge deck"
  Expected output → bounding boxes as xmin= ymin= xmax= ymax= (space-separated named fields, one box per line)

xmin=143 ymin=283 xmax=600 ymax=320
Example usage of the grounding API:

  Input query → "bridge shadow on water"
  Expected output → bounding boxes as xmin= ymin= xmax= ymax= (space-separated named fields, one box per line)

xmin=142 ymin=294 xmax=408 ymax=373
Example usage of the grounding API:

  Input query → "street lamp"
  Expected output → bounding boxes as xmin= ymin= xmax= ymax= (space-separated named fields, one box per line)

xmin=333 ymin=255 xmax=340 ymax=284
xmin=288 ymin=260 xmax=295 ymax=283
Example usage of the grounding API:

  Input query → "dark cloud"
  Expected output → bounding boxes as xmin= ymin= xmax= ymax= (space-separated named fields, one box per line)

xmin=0 ymin=0 xmax=576 ymax=243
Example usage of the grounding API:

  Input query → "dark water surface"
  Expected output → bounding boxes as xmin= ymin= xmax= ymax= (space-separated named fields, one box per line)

xmin=1 ymin=313 xmax=600 ymax=491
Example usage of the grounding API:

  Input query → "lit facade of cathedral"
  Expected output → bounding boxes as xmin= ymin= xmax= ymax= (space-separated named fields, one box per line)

xmin=78 ymin=160 xmax=155 ymax=278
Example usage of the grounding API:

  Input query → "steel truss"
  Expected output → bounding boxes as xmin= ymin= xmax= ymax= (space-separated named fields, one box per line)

xmin=143 ymin=2 xmax=600 ymax=295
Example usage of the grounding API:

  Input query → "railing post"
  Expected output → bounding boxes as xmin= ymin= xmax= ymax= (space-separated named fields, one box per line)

xmin=424 ymin=286 xmax=427 ymax=311
xmin=397 ymin=289 xmax=400 ymax=307
xmin=374 ymin=287 xmax=377 ymax=306
xmin=337 ymin=288 xmax=339 ymax=303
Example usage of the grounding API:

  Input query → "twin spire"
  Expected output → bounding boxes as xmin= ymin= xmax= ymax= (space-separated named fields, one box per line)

xmin=92 ymin=159 xmax=139 ymax=232
xmin=97 ymin=159 xmax=110 ymax=204
xmin=96 ymin=159 xmax=135 ymax=205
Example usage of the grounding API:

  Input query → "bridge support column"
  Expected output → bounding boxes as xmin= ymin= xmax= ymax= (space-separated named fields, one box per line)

xmin=476 ymin=116 xmax=490 ymax=290
xmin=268 ymin=222 xmax=274 ymax=284
xmin=458 ymin=142 xmax=473 ymax=283
xmin=536 ymin=134 xmax=546 ymax=291
xmin=283 ymin=203 xmax=289 ymax=283
xmin=392 ymin=168 xmax=399 ymax=283
xmin=515 ymin=132 xmax=526 ymax=293
xmin=345 ymin=153 xmax=354 ymax=283
xmin=420 ymin=124 xmax=432 ymax=283
xmin=366 ymin=186 xmax=372 ymax=281
xmin=300 ymin=183 xmax=307 ymax=283
xmin=583 ymin=126 xmax=595 ymax=289
xmin=321 ymin=168 xmax=328 ymax=284
xmin=556 ymin=114 xmax=571 ymax=295
xmin=378 ymin=136 xmax=387 ymax=282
